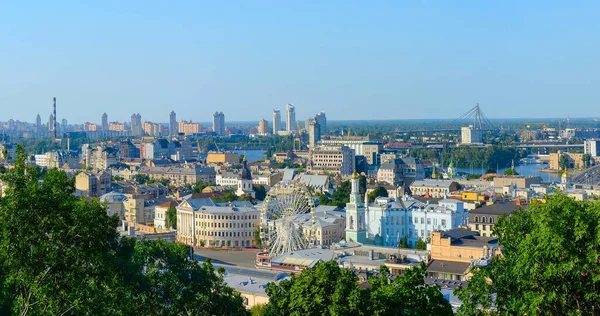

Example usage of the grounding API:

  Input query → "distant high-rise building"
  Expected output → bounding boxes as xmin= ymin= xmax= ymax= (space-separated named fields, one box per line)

xmin=213 ymin=112 xmax=225 ymax=136
xmin=61 ymin=119 xmax=67 ymax=130
xmin=169 ymin=111 xmax=177 ymax=136
xmin=286 ymin=104 xmax=296 ymax=132
xmin=143 ymin=121 xmax=163 ymax=137
xmin=584 ymin=139 xmax=600 ymax=157
xmin=131 ymin=113 xmax=142 ymax=136
xmin=35 ymin=114 xmax=41 ymax=127
xmin=109 ymin=122 xmax=126 ymax=131
xmin=308 ymin=118 xmax=321 ymax=149
xmin=315 ymin=111 xmax=327 ymax=136
xmin=178 ymin=120 xmax=200 ymax=135
xmin=461 ymin=125 xmax=483 ymax=144
xmin=258 ymin=118 xmax=269 ymax=134
xmin=101 ymin=113 xmax=108 ymax=131
xmin=273 ymin=109 xmax=281 ymax=134
xmin=48 ymin=114 xmax=54 ymax=131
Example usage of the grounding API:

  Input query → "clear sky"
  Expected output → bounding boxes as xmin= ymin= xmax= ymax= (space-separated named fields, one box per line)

xmin=1 ymin=1 xmax=599 ymax=124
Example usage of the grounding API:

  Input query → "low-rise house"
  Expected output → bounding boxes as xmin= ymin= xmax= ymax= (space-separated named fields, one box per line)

xmin=75 ymin=170 xmax=111 ymax=198
xmin=410 ymin=180 xmax=459 ymax=198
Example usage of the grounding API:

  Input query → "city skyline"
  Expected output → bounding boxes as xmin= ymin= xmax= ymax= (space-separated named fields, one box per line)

xmin=2 ymin=2 xmax=600 ymax=122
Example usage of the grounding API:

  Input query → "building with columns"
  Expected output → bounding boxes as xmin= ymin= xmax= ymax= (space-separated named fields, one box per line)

xmin=176 ymin=195 xmax=261 ymax=247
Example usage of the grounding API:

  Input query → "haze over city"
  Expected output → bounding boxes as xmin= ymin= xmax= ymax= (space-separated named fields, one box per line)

xmin=2 ymin=1 xmax=600 ymax=123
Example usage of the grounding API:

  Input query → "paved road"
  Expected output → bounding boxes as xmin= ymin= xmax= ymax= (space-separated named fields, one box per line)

xmin=572 ymin=165 xmax=600 ymax=185
xmin=192 ymin=247 xmax=260 ymax=269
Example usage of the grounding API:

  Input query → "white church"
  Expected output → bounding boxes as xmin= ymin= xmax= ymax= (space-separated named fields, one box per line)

xmin=345 ymin=171 xmax=469 ymax=248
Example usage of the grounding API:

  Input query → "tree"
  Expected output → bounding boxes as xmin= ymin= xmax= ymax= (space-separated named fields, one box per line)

xmin=358 ymin=174 xmax=367 ymax=199
xmin=368 ymin=185 xmax=388 ymax=203
xmin=328 ymin=181 xmax=351 ymax=208
xmin=415 ymin=237 xmax=427 ymax=250
xmin=398 ymin=237 xmax=410 ymax=249
xmin=263 ymin=261 xmax=452 ymax=316
xmin=582 ymin=153 xmax=592 ymax=168
xmin=318 ymin=193 xmax=330 ymax=205
xmin=253 ymin=185 xmax=267 ymax=201
xmin=166 ymin=206 xmax=177 ymax=229
xmin=455 ymin=194 xmax=600 ymax=315
xmin=559 ymin=153 xmax=570 ymax=170
xmin=192 ymin=181 xmax=208 ymax=193
xmin=254 ymin=227 xmax=262 ymax=248
xmin=0 ymin=148 xmax=249 ymax=315
xmin=133 ymin=173 xmax=150 ymax=184
xmin=503 ymin=168 xmax=519 ymax=176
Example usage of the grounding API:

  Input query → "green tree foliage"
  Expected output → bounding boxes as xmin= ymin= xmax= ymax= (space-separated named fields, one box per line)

xmin=192 ymin=181 xmax=209 ymax=193
xmin=328 ymin=181 xmax=351 ymax=208
xmin=466 ymin=173 xmax=482 ymax=180
xmin=582 ymin=153 xmax=592 ymax=168
xmin=415 ymin=237 xmax=427 ymax=250
xmin=166 ymin=206 xmax=177 ymax=229
xmin=0 ymin=148 xmax=248 ymax=315
xmin=254 ymin=227 xmax=262 ymax=248
xmin=398 ymin=237 xmax=410 ymax=249
xmin=503 ymin=168 xmax=519 ymax=176
xmin=253 ymin=185 xmax=267 ymax=201
xmin=212 ymin=190 xmax=239 ymax=203
xmin=133 ymin=173 xmax=150 ymax=184
xmin=455 ymin=194 xmax=600 ymax=315
xmin=368 ymin=185 xmax=389 ymax=203
xmin=358 ymin=174 xmax=367 ymax=199
xmin=263 ymin=261 xmax=452 ymax=316
xmin=318 ymin=193 xmax=330 ymax=205
xmin=250 ymin=304 xmax=268 ymax=316
xmin=147 ymin=177 xmax=170 ymax=186
xmin=559 ymin=153 xmax=570 ymax=170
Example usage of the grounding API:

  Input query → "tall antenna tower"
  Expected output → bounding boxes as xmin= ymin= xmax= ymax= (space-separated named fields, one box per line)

xmin=52 ymin=97 xmax=57 ymax=142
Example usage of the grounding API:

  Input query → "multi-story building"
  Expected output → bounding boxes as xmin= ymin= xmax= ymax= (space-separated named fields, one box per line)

xmin=286 ymin=104 xmax=296 ymax=133
xmin=206 ymin=152 xmax=239 ymax=164
xmin=75 ymin=170 xmax=111 ymax=199
xmin=272 ymin=109 xmax=281 ymax=134
xmin=118 ymin=140 xmax=140 ymax=159
xmin=176 ymin=195 xmax=261 ymax=247
xmin=142 ymin=121 xmax=163 ymax=136
xmin=137 ymin=166 xmax=216 ymax=186
xmin=178 ymin=120 xmax=200 ymax=135
xmin=409 ymin=180 xmax=459 ymax=198
xmin=154 ymin=200 xmax=178 ymax=229
xmin=461 ymin=125 xmax=483 ymax=144
xmin=101 ymin=113 xmax=108 ymax=131
xmin=109 ymin=122 xmax=126 ymax=131
xmin=584 ymin=139 xmax=600 ymax=157
xmin=213 ymin=111 xmax=225 ymax=136
xmin=493 ymin=176 xmax=542 ymax=189
xmin=315 ymin=111 xmax=327 ymax=136
xmin=257 ymin=118 xmax=269 ymax=134
xmin=307 ymin=118 xmax=320 ymax=149
xmin=84 ymin=122 xmax=98 ymax=132
xmin=130 ymin=113 xmax=142 ymax=137
xmin=169 ymin=111 xmax=177 ymax=136
xmin=319 ymin=136 xmax=376 ymax=157
xmin=468 ymin=203 xmax=520 ymax=237
xmin=308 ymin=145 xmax=355 ymax=175
xmin=428 ymin=229 xmax=500 ymax=281
xmin=376 ymin=158 xmax=424 ymax=185
xmin=0 ymin=143 xmax=16 ymax=162
xmin=362 ymin=142 xmax=382 ymax=165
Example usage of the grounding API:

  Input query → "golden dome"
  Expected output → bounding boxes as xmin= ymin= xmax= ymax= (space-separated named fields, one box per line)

xmin=352 ymin=169 xmax=359 ymax=179
xmin=562 ymin=168 xmax=570 ymax=178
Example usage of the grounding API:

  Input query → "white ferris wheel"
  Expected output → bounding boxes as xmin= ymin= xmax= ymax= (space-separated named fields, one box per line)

xmin=260 ymin=181 xmax=316 ymax=257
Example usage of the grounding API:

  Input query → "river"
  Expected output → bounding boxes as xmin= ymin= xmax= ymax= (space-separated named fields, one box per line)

xmin=233 ymin=150 xmax=266 ymax=162
xmin=454 ymin=163 xmax=561 ymax=182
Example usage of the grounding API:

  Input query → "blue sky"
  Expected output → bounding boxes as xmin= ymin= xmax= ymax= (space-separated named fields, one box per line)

xmin=1 ymin=1 xmax=599 ymax=124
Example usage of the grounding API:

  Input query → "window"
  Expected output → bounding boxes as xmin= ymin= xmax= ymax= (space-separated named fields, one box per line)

xmin=481 ymin=217 xmax=486 ymax=223
xmin=475 ymin=224 xmax=479 ymax=230
xmin=421 ymin=229 xmax=424 ymax=237
xmin=483 ymin=225 xmax=487 ymax=231
xmin=427 ymin=218 xmax=431 ymax=225
xmin=474 ymin=216 xmax=479 ymax=222
xmin=489 ymin=217 xmax=494 ymax=224
xmin=441 ymin=219 xmax=447 ymax=227
xmin=420 ymin=217 xmax=424 ymax=224
xmin=414 ymin=217 xmax=418 ymax=224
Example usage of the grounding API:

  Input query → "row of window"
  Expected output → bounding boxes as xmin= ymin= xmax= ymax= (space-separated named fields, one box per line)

xmin=193 ymin=214 xmax=259 ymax=220
xmin=196 ymin=221 xmax=256 ymax=228
xmin=473 ymin=216 xmax=494 ymax=224
xmin=197 ymin=230 xmax=255 ymax=237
